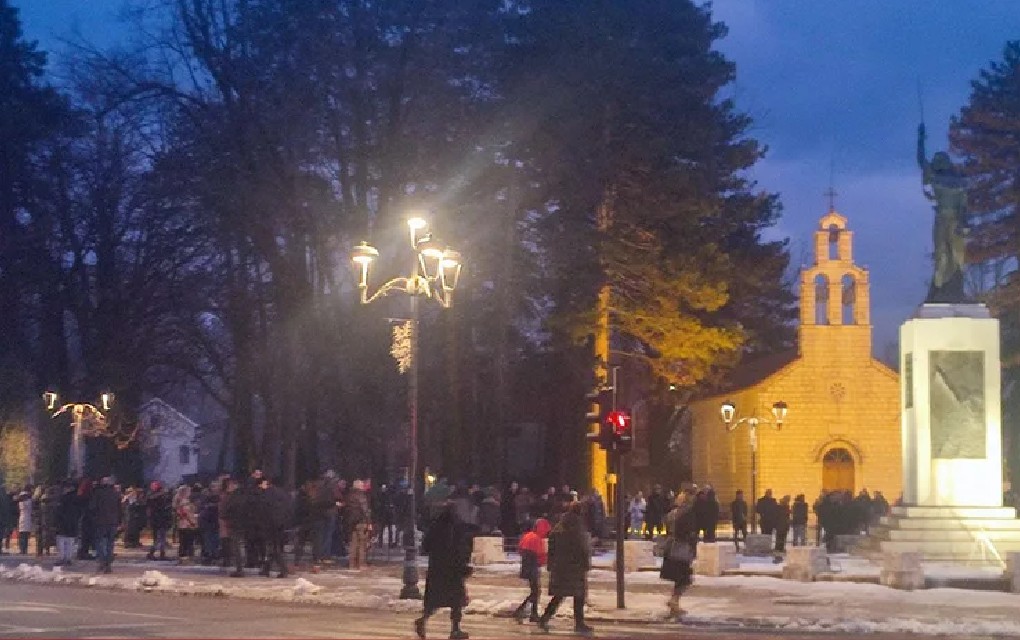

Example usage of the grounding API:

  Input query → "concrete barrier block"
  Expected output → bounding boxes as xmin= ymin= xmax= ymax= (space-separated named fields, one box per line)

xmin=695 ymin=542 xmax=739 ymax=576
xmin=621 ymin=540 xmax=657 ymax=573
xmin=880 ymin=551 xmax=923 ymax=590
xmin=832 ymin=534 xmax=864 ymax=554
xmin=743 ymin=533 xmax=773 ymax=557
xmin=781 ymin=546 xmax=829 ymax=582
xmin=1006 ymin=551 xmax=1020 ymax=593
xmin=471 ymin=535 xmax=505 ymax=565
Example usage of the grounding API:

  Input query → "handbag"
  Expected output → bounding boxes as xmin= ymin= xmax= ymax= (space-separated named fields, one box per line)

xmin=667 ymin=538 xmax=693 ymax=563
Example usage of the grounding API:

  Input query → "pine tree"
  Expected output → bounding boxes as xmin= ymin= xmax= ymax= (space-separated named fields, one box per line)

xmin=951 ymin=40 xmax=1020 ymax=484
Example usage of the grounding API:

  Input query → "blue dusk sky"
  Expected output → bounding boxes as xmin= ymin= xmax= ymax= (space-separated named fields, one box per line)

xmin=12 ymin=1 xmax=1020 ymax=355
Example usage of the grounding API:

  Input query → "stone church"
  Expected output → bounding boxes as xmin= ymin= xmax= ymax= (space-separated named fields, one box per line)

xmin=689 ymin=210 xmax=902 ymax=507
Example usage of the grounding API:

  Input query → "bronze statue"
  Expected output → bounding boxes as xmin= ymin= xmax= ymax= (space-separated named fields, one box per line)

xmin=917 ymin=123 xmax=968 ymax=303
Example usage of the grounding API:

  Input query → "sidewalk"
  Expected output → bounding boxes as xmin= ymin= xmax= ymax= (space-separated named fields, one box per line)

xmin=2 ymin=548 xmax=1020 ymax=637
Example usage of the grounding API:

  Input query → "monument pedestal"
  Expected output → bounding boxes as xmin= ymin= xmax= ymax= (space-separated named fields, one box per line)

xmin=857 ymin=304 xmax=1020 ymax=564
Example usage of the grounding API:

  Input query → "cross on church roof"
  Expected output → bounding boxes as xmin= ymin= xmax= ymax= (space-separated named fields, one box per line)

xmin=824 ymin=187 xmax=838 ymax=212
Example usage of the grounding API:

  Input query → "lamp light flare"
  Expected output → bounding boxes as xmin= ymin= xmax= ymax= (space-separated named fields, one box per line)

xmin=720 ymin=400 xmax=736 ymax=424
xmin=43 ymin=392 xmax=58 ymax=411
xmin=352 ymin=241 xmax=379 ymax=265
xmin=407 ymin=216 xmax=428 ymax=231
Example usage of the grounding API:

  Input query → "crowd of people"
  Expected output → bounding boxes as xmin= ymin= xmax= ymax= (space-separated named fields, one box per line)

xmin=626 ymin=485 xmax=893 ymax=556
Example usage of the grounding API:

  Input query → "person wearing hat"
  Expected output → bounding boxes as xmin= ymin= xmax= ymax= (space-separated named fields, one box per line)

xmin=660 ymin=487 xmax=698 ymax=618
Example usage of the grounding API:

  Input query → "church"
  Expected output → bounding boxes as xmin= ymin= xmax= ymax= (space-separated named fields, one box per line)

xmin=689 ymin=210 xmax=902 ymax=507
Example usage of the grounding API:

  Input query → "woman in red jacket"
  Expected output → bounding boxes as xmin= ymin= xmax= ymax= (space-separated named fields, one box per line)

xmin=513 ymin=518 xmax=551 ymax=623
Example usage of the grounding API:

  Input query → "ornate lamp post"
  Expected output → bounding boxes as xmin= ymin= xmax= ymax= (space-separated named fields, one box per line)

xmin=720 ymin=399 xmax=788 ymax=533
xmin=43 ymin=391 xmax=115 ymax=478
xmin=352 ymin=215 xmax=462 ymax=600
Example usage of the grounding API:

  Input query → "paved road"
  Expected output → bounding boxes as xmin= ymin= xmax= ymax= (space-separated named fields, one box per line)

xmin=0 ymin=582 xmax=1000 ymax=639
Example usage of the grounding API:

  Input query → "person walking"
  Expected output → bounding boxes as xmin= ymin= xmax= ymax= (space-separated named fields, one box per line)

xmin=537 ymin=503 xmax=594 ymax=636
xmin=661 ymin=488 xmax=697 ymax=618
xmin=414 ymin=503 xmax=474 ymax=640
xmin=512 ymin=518 xmax=551 ymax=623
xmin=90 ymin=477 xmax=121 ymax=573
xmin=627 ymin=492 xmax=646 ymax=538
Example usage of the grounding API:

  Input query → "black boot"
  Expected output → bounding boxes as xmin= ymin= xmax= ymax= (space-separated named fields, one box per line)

xmin=413 ymin=617 xmax=425 ymax=640
xmin=449 ymin=630 xmax=468 ymax=640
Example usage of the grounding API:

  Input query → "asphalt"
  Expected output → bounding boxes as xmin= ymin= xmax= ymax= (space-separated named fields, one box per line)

xmin=0 ymin=582 xmax=996 ymax=639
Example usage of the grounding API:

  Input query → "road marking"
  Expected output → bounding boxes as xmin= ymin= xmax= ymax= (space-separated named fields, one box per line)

xmin=14 ymin=600 xmax=188 ymax=620
xmin=0 ymin=606 xmax=57 ymax=613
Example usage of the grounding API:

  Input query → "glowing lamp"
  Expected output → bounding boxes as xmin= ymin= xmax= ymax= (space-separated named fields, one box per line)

xmin=101 ymin=392 xmax=115 ymax=411
xmin=771 ymin=400 xmax=788 ymax=426
xmin=720 ymin=400 xmax=736 ymax=424
xmin=43 ymin=391 xmax=58 ymax=411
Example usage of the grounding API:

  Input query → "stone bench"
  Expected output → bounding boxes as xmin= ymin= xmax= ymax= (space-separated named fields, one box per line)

xmin=742 ymin=533 xmax=774 ymax=556
xmin=471 ymin=535 xmax=506 ymax=565
xmin=880 ymin=551 xmax=923 ymax=590
xmin=695 ymin=542 xmax=739 ymax=576
xmin=782 ymin=546 xmax=829 ymax=582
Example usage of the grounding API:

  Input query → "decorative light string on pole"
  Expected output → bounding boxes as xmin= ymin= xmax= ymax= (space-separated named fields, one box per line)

xmin=351 ymin=214 xmax=463 ymax=601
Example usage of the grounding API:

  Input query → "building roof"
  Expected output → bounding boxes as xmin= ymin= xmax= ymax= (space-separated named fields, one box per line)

xmin=723 ymin=350 xmax=800 ymax=392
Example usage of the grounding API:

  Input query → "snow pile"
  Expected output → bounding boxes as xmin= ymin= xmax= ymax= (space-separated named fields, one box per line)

xmin=137 ymin=570 xmax=175 ymax=589
xmin=291 ymin=578 xmax=323 ymax=596
xmin=5 ymin=563 xmax=59 ymax=582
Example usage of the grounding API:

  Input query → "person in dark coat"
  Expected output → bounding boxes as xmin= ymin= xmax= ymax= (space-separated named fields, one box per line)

xmin=225 ymin=477 xmax=261 ymax=577
xmin=260 ymin=477 xmax=291 ymax=578
xmin=660 ymin=489 xmax=697 ymax=618
xmin=730 ymin=490 xmax=748 ymax=550
xmin=54 ymin=481 xmax=81 ymax=565
xmin=791 ymin=494 xmax=809 ymax=546
xmin=644 ymin=485 xmax=668 ymax=539
xmin=756 ymin=489 xmax=778 ymax=536
xmin=773 ymin=495 xmax=791 ymax=558
xmin=500 ymin=482 xmax=520 ymax=540
xmin=537 ymin=503 xmax=593 ymax=636
xmin=414 ymin=503 xmax=473 ymax=640
xmin=90 ymin=477 xmax=121 ymax=573
xmin=146 ymin=482 xmax=173 ymax=561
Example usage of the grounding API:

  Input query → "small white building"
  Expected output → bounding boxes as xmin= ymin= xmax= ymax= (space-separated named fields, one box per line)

xmin=138 ymin=398 xmax=199 ymax=487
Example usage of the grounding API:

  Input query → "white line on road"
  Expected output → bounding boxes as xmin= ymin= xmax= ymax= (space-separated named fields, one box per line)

xmin=14 ymin=600 xmax=189 ymax=621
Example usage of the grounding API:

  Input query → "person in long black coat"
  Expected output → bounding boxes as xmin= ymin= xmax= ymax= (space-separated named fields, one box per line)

xmin=414 ymin=503 xmax=473 ymax=640
xmin=660 ymin=490 xmax=697 ymax=618
xmin=537 ymin=503 xmax=594 ymax=636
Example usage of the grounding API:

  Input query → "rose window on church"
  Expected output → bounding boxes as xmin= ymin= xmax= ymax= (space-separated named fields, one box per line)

xmin=830 ymin=382 xmax=847 ymax=402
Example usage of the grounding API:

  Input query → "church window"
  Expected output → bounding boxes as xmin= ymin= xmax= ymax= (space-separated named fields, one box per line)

xmin=179 ymin=445 xmax=190 ymax=464
xmin=814 ymin=274 xmax=829 ymax=325
xmin=830 ymin=382 xmax=847 ymax=402
xmin=841 ymin=274 xmax=856 ymax=325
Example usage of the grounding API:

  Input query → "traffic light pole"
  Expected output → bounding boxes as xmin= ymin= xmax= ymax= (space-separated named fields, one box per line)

xmin=615 ymin=448 xmax=625 ymax=609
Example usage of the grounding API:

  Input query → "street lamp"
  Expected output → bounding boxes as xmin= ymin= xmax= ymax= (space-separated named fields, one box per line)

xmin=352 ymin=216 xmax=463 ymax=600
xmin=43 ymin=391 xmax=115 ymax=478
xmin=720 ymin=399 xmax=788 ymax=533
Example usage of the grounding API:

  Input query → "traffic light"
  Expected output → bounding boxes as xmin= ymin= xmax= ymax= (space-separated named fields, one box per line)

xmin=584 ymin=385 xmax=613 ymax=447
xmin=606 ymin=410 xmax=633 ymax=453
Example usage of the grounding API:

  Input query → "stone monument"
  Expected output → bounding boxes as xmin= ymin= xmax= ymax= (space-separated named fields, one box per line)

xmin=857 ymin=125 xmax=1020 ymax=564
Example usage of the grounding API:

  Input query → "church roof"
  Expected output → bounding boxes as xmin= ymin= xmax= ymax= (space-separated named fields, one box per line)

xmin=723 ymin=349 xmax=799 ymax=392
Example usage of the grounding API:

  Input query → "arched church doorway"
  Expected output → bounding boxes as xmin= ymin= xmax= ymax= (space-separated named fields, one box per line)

xmin=822 ymin=447 xmax=855 ymax=493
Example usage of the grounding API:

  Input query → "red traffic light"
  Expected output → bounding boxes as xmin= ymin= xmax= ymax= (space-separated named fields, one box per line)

xmin=606 ymin=410 xmax=631 ymax=435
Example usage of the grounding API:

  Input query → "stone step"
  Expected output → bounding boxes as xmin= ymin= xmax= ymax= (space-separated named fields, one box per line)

xmin=877 ymin=517 xmax=1020 ymax=530
xmin=882 ymin=528 xmax=1020 ymax=542
xmin=890 ymin=506 xmax=1018 ymax=520
xmin=873 ymin=538 xmax=1020 ymax=555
